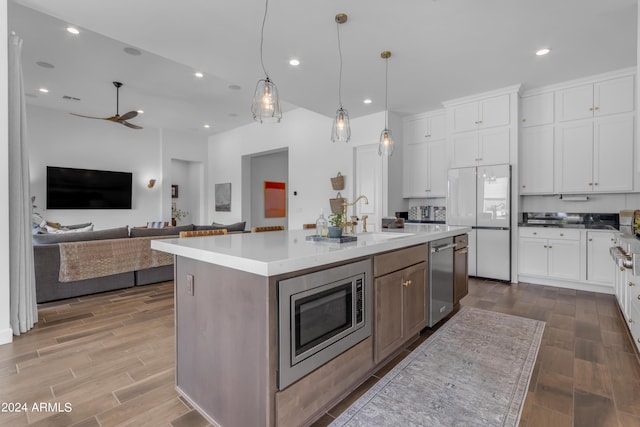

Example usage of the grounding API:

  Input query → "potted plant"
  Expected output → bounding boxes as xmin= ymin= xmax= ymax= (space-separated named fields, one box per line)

xmin=328 ymin=213 xmax=344 ymax=238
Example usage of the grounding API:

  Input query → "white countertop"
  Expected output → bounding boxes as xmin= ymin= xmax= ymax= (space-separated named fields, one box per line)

xmin=151 ymin=224 xmax=470 ymax=277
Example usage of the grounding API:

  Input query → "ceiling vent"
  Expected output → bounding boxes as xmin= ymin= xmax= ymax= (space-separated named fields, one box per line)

xmin=62 ymin=95 xmax=81 ymax=101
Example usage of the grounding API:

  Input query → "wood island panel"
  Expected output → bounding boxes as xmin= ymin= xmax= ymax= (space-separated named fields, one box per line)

xmin=174 ymin=257 xmax=277 ymax=427
xmin=374 ymin=243 xmax=427 ymax=277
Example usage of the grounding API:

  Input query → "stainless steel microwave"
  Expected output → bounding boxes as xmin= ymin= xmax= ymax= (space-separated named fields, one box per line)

xmin=277 ymin=259 xmax=372 ymax=389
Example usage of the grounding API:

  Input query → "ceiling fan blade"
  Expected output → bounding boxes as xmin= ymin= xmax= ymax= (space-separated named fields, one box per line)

xmin=117 ymin=111 xmax=138 ymax=121
xmin=121 ymin=121 xmax=143 ymax=130
xmin=70 ymin=112 xmax=109 ymax=120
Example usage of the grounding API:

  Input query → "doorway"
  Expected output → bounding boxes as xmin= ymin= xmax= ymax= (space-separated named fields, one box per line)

xmin=242 ymin=149 xmax=289 ymax=229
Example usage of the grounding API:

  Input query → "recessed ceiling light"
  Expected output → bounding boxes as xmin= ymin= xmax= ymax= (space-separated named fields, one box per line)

xmin=228 ymin=84 xmax=241 ymax=90
xmin=289 ymin=59 xmax=300 ymax=66
xmin=66 ymin=26 xmax=79 ymax=35
xmin=203 ymin=124 xmax=211 ymax=129
xmin=194 ymin=72 xmax=204 ymax=78
xmin=36 ymin=61 xmax=54 ymax=69
xmin=363 ymin=98 xmax=372 ymax=104
xmin=137 ymin=110 xmax=144 ymax=114
xmin=536 ymin=48 xmax=551 ymax=56
xmin=39 ymin=88 xmax=49 ymax=93
xmin=123 ymin=47 xmax=142 ymax=56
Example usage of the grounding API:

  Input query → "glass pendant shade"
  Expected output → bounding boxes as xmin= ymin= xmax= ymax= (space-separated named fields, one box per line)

xmin=331 ymin=107 xmax=351 ymax=142
xmin=251 ymin=77 xmax=282 ymax=123
xmin=378 ymin=128 xmax=395 ymax=157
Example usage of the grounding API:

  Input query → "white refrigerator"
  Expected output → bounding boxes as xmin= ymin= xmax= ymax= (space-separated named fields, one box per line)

xmin=447 ymin=164 xmax=511 ymax=281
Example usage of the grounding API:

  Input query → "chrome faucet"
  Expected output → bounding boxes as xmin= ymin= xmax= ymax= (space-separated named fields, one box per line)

xmin=341 ymin=195 xmax=369 ymax=234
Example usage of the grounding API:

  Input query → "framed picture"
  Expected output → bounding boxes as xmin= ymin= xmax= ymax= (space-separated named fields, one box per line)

xmin=171 ymin=185 xmax=179 ymax=198
xmin=215 ymin=183 xmax=231 ymax=212
xmin=264 ymin=181 xmax=286 ymax=218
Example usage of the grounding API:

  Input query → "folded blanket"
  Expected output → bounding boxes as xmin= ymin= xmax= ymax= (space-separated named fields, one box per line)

xmin=58 ymin=236 xmax=174 ymax=282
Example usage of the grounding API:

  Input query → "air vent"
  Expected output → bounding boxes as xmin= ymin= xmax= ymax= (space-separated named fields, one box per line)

xmin=62 ymin=95 xmax=81 ymax=101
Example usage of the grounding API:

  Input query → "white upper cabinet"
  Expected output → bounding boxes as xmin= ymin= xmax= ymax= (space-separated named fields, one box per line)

xmin=451 ymin=94 xmax=510 ymax=133
xmin=556 ymin=75 xmax=634 ymax=122
xmin=404 ymin=113 xmax=445 ymax=143
xmin=521 ymin=92 xmax=554 ymax=127
xmin=520 ymin=126 xmax=554 ymax=194
xmin=451 ymin=127 xmax=510 ymax=168
xmin=555 ymin=113 xmax=634 ymax=193
xmin=402 ymin=112 xmax=447 ymax=198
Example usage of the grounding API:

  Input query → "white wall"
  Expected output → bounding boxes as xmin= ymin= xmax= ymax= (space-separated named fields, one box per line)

xmin=25 ymin=107 xmax=209 ymax=229
xmin=208 ymin=108 xmax=400 ymax=229
xmin=1 ymin=0 xmax=12 ymax=345
xmin=161 ymin=129 xmax=208 ymax=223
xmin=28 ymin=105 xmax=163 ymax=229
xmin=249 ymin=150 xmax=288 ymax=229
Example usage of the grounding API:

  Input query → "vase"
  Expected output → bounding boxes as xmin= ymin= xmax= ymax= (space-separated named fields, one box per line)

xmin=327 ymin=226 xmax=342 ymax=238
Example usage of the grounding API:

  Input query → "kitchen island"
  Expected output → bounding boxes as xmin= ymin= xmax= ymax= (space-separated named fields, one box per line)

xmin=152 ymin=224 xmax=469 ymax=427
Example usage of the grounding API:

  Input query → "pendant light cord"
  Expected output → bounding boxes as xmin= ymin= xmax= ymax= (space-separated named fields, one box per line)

xmin=259 ymin=0 xmax=269 ymax=77
xmin=337 ymin=22 xmax=343 ymax=109
xmin=384 ymin=57 xmax=389 ymax=128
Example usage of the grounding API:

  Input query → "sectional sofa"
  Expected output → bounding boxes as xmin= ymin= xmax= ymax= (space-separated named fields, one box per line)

xmin=32 ymin=222 xmax=245 ymax=303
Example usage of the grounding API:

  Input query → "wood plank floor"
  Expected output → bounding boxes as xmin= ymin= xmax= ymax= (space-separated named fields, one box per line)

xmin=1 ymin=278 xmax=639 ymax=426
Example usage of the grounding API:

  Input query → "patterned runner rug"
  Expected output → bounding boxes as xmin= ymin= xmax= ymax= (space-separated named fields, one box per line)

xmin=330 ymin=306 xmax=545 ymax=427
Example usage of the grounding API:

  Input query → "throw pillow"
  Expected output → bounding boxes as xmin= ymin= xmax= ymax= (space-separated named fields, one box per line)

xmin=204 ymin=221 xmax=246 ymax=232
xmin=147 ymin=221 xmax=169 ymax=229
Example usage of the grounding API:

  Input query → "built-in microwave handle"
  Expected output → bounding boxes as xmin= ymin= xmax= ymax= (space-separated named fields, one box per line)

xmin=431 ymin=243 xmax=457 ymax=253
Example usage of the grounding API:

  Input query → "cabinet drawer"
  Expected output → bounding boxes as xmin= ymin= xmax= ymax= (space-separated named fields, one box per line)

xmin=519 ymin=227 xmax=580 ymax=240
xmin=374 ymin=244 xmax=426 ymax=277
xmin=454 ymin=234 xmax=468 ymax=248
xmin=627 ymin=301 xmax=640 ymax=350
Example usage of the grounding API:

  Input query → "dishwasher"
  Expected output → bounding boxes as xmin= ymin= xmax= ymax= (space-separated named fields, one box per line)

xmin=429 ymin=237 xmax=455 ymax=327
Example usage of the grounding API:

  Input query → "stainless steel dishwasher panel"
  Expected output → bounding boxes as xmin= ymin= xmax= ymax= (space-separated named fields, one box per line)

xmin=429 ymin=237 xmax=455 ymax=327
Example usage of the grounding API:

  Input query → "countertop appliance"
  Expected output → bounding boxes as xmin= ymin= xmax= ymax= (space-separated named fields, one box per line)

xmin=447 ymin=165 xmax=511 ymax=281
xmin=429 ymin=237 xmax=455 ymax=326
xmin=277 ymin=259 xmax=371 ymax=389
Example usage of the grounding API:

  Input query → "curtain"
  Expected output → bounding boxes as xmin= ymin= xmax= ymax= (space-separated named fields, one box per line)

xmin=8 ymin=34 xmax=37 ymax=335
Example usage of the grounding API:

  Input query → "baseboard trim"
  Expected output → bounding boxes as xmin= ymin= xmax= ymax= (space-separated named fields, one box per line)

xmin=518 ymin=275 xmax=614 ymax=294
xmin=0 ymin=327 xmax=13 ymax=345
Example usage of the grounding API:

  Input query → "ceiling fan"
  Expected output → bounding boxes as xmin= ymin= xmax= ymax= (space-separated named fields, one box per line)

xmin=71 ymin=81 xmax=143 ymax=129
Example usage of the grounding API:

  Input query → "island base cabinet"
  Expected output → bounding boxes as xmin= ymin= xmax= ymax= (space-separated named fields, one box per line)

xmin=174 ymin=257 xmax=275 ymax=427
xmin=374 ymin=258 xmax=428 ymax=364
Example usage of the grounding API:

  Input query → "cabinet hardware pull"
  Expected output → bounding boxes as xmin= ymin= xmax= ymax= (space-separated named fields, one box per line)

xmin=560 ymin=233 xmax=564 ymax=236
xmin=533 ymin=232 xmax=537 ymax=235
xmin=479 ymin=120 xmax=483 ymax=124
xmin=522 ymin=118 xmax=526 ymax=122
xmin=589 ymin=238 xmax=592 ymax=241
xmin=522 ymin=185 xmax=526 ymax=188
xmin=630 ymin=319 xmax=634 ymax=323
xmin=543 ymin=245 xmax=548 ymax=248
xmin=588 ymin=182 xmax=593 ymax=186
xmin=594 ymin=183 xmax=598 ymax=186
xmin=426 ymin=134 xmax=431 ymax=138
xmin=595 ymin=106 xmax=599 ymax=111
xmin=548 ymin=246 xmax=553 ymax=249
xmin=637 ymin=294 xmax=640 ymax=300
xmin=629 ymin=282 xmax=635 ymax=287
xmin=621 ymin=267 xmax=625 ymax=271
xmin=589 ymin=107 xmax=594 ymax=111
xmin=402 ymin=279 xmax=412 ymax=287
xmin=637 ymin=337 xmax=640 ymax=343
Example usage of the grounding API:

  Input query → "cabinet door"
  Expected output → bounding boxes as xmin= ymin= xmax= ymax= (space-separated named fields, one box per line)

xmin=587 ymin=232 xmax=616 ymax=285
xmin=479 ymin=95 xmax=510 ymax=129
xmin=595 ymin=75 xmax=634 ymax=117
xmin=374 ymin=269 xmax=404 ymax=363
xmin=454 ymin=247 xmax=468 ymax=305
xmin=478 ymin=127 xmax=510 ymax=165
xmin=404 ymin=116 xmax=429 ymax=144
xmin=520 ymin=126 xmax=554 ymax=194
xmin=451 ymin=133 xmax=479 ymax=167
xmin=518 ymin=237 xmax=548 ymax=276
xmin=521 ymin=92 xmax=554 ymax=127
xmin=403 ymin=142 xmax=430 ymax=197
xmin=428 ymin=140 xmax=448 ymax=197
xmin=402 ymin=262 xmax=428 ymax=339
xmin=547 ymin=239 xmax=580 ymax=281
xmin=593 ymin=114 xmax=634 ymax=193
xmin=452 ymin=102 xmax=479 ymax=133
xmin=556 ymin=83 xmax=594 ymax=122
xmin=428 ymin=113 xmax=446 ymax=140
xmin=555 ymin=120 xmax=594 ymax=193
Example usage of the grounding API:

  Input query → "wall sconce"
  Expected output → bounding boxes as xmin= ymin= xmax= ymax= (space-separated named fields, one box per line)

xmin=147 ymin=179 xmax=156 ymax=189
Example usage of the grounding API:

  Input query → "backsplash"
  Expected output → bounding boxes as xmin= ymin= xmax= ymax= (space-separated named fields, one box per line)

xmin=409 ymin=205 xmax=446 ymax=221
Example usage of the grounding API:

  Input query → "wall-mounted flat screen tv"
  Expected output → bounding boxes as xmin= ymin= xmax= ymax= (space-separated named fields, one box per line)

xmin=47 ymin=166 xmax=133 ymax=209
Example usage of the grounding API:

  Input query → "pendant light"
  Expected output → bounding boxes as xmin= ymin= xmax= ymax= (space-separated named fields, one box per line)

xmin=378 ymin=51 xmax=395 ymax=156
xmin=331 ymin=13 xmax=351 ymax=142
xmin=251 ymin=0 xmax=282 ymax=123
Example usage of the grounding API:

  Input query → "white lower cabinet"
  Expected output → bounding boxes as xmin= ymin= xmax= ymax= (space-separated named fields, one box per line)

xmin=586 ymin=232 xmax=616 ymax=285
xmin=518 ymin=228 xmax=580 ymax=281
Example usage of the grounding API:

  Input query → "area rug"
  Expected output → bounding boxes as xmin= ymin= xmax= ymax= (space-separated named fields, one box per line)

xmin=330 ymin=306 xmax=545 ymax=427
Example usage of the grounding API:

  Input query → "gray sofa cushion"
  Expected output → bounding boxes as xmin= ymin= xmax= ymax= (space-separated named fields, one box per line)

xmin=129 ymin=224 xmax=194 ymax=238
xmin=195 ymin=221 xmax=246 ymax=232
xmin=32 ymin=226 xmax=130 ymax=245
